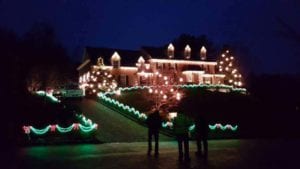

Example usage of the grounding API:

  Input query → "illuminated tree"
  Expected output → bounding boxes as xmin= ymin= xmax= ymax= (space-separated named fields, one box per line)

xmin=146 ymin=72 xmax=183 ymax=113
xmin=217 ymin=50 xmax=243 ymax=87
xmin=84 ymin=58 xmax=118 ymax=96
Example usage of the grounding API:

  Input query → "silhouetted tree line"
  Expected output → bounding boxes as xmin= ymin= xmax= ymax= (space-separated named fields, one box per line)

xmin=1 ymin=23 xmax=78 ymax=147
xmin=1 ymin=23 xmax=77 ymax=97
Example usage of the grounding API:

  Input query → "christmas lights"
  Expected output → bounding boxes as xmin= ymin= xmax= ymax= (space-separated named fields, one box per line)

xmin=23 ymin=123 xmax=98 ymax=135
xmin=188 ymin=124 xmax=238 ymax=131
xmin=79 ymin=123 xmax=98 ymax=132
xmin=56 ymin=124 xmax=74 ymax=133
xmin=98 ymin=84 xmax=240 ymax=132
xmin=104 ymin=84 xmax=246 ymax=93
xmin=36 ymin=91 xmax=60 ymax=102
xmin=217 ymin=50 xmax=243 ymax=88
xmin=23 ymin=115 xmax=98 ymax=135
xmin=98 ymin=92 xmax=147 ymax=120
xmin=30 ymin=125 xmax=51 ymax=135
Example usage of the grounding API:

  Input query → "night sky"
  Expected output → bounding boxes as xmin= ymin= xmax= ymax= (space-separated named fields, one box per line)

xmin=1 ymin=0 xmax=299 ymax=73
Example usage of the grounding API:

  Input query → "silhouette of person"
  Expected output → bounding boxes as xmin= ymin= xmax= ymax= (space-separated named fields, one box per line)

xmin=173 ymin=113 xmax=193 ymax=162
xmin=195 ymin=115 xmax=209 ymax=159
xmin=146 ymin=108 xmax=162 ymax=157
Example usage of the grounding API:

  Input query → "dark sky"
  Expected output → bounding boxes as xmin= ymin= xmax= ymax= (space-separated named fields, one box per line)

xmin=1 ymin=0 xmax=299 ymax=73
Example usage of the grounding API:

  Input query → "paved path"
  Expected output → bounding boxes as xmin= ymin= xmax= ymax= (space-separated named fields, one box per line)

xmin=77 ymin=99 xmax=172 ymax=143
xmin=16 ymin=139 xmax=300 ymax=169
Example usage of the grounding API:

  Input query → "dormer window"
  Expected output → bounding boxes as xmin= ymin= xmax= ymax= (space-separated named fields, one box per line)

xmin=184 ymin=45 xmax=191 ymax=59
xmin=167 ymin=43 xmax=174 ymax=59
xmin=200 ymin=46 xmax=207 ymax=60
xmin=111 ymin=51 xmax=121 ymax=68
xmin=97 ymin=57 xmax=104 ymax=66
xmin=137 ymin=56 xmax=145 ymax=64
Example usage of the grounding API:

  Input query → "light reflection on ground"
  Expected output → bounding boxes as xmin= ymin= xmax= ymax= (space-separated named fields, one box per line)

xmin=16 ymin=139 xmax=300 ymax=169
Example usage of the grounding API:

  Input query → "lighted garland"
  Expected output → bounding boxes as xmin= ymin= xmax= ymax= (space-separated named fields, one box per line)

xmin=27 ymin=125 xmax=51 ymax=135
xmin=23 ymin=123 xmax=98 ymax=135
xmin=103 ymin=84 xmax=246 ymax=94
xmin=188 ymin=124 xmax=238 ymax=131
xmin=161 ymin=122 xmax=237 ymax=131
xmin=98 ymin=93 xmax=148 ymax=120
xmin=56 ymin=124 xmax=74 ymax=133
xmin=36 ymin=91 xmax=60 ymax=103
xmin=98 ymin=84 xmax=239 ymax=132
xmin=23 ymin=115 xmax=98 ymax=135
xmin=79 ymin=124 xmax=98 ymax=132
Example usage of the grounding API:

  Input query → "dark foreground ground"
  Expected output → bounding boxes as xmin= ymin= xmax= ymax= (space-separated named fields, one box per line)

xmin=12 ymin=139 xmax=300 ymax=169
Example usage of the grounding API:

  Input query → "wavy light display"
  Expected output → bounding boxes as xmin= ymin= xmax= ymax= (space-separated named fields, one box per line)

xmin=23 ymin=115 xmax=98 ymax=135
xmin=106 ymin=84 xmax=246 ymax=94
xmin=188 ymin=123 xmax=238 ymax=131
xmin=98 ymin=84 xmax=239 ymax=132
xmin=36 ymin=91 xmax=60 ymax=103
xmin=23 ymin=123 xmax=98 ymax=135
xmin=98 ymin=92 xmax=148 ymax=120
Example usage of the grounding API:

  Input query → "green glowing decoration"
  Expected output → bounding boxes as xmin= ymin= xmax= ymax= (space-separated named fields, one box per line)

xmin=189 ymin=124 xmax=195 ymax=131
xmin=79 ymin=124 xmax=98 ymax=133
xmin=36 ymin=90 xmax=60 ymax=102
xmin=99 ymin=85 xmax=240 ymax=132
xmin=56 ymin=124 xmax=74 ymax=133
xmin=23 ymin=114 xmax=98 ymax=135
xmin=209 ymin=124 xmax=238 ymax=131
xmin=30 ymin=125 xmax=51 ymax=135
xmin=98 ymin=92 xmax=148 ymax=120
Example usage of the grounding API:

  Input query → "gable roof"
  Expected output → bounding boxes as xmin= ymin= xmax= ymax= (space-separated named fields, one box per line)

xmin=84 ymin=46 xmax=142 ymax=66
xmin=141 ymin=45 xmax=215 ymax=61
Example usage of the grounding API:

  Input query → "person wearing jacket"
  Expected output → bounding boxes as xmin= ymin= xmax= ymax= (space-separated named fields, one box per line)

xmin=195 ymin=114 xmax=209 ymax=159
xmin=146 ymin=108 xmax=162 ymax=157
xmin=173 ymin=112 xmax=193 ymax=162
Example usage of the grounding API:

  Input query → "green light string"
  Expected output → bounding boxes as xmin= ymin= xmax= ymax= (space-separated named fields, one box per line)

xmin=99 ymin=86 xmax=239 ymax=132
xmin=162 ymin=121 xmax=173 ymax=128
xmin=24 ymin=123 xmax=98 ymax=135
xmin=208 ymin=124 xmax=238 ymax=131
xmin=79 ymin=124 xmax=98 ymax=133
xmin=81 ymin=116 xmax=93 ymax=126
xmin=30 ymin=125 xmax=51 ymax=135
xmin=36 ymin=91 xmax=60 ymax=102
xmin=23 ymin=114 xmax=98 ymax=135
xmin=102 ymin=84 xmax=246 ymax=94
xmin=56 ymin=124 xmax=74 ymax=133
xmin=98 ymin=93 xmax=148 ymax=120
xmin=164 ymin=123 xmax=238 ymax=132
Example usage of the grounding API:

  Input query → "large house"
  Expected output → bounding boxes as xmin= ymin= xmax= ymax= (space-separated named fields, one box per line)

xmin=77 ymin=44 xmax=228 ymax=94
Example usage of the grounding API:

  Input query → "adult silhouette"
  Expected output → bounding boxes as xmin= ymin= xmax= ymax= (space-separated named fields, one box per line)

xmin=146 ymin=108 xmax=162 ymax=157
xmin=173 ymin=112 xmax=193 ymax=162
xmin=195 ymin=114 xmax=209 ymax=159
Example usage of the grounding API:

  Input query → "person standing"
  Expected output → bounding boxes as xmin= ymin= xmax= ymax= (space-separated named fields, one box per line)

xmin=173 ymin=113 xmax=193 ymax=162
xmin=195 ymin=115 xmax=209 ymax=159
xmin=146 ymin=108 xmax=162 ymax=157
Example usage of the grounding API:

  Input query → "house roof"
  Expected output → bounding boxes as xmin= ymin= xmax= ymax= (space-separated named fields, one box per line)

xmin=84 ymin=46 xmax=142 ymax=66
xmin=81 ymin=45 xmax=217 ymax=70
xmin=141 ymin=45 xmax=215 ymax=61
